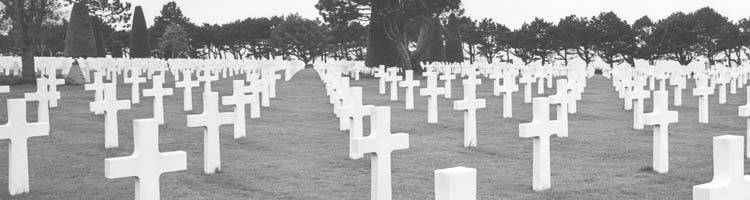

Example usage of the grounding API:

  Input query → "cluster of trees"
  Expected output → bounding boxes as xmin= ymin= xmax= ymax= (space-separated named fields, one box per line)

xmin=458 ymin=7 xmax=750 ymax=67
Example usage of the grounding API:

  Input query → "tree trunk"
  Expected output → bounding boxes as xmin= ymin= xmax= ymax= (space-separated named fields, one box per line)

xmin=22 ymin=46 xmax=36 ymax=83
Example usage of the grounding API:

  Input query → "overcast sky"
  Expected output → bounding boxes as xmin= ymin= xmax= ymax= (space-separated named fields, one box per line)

xmin=125 ymin=0 xmax=750 ymax=29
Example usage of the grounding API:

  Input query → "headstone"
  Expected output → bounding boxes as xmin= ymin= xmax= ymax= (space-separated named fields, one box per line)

xmin=244 ymin=80 xmax=264 ymax=119
xmin=353 ymin=106 xmax=409 ymax=200
xmin=718 ymin=75 xmax=729 ymax=104
xmin=547 ymin=79 xmax=570 ymax=137
xmin=643 ymin=91 xmax=678 ymax=173
xmin=536 ymin=75 xmax=545 ymax=95
xmin=0 ymin=85 xmax=8 ymax=93
xmin=124 ymin=69 xmax=146 ymax=104
xmin=399 ymin=70 xmax=420 ymax=110
xmin=198 ymin=70 xmax=218 ymax=92
xmin=520 ymin=74 xmax=534 ymax=103
xmin=187 ymin=92 xmax=236 ymax=174
xmin=222 ymin=80 xmax=254 ymax=139
xmin=90 ymin=83 xmax=131 ymax=148
xmin=46 ymin=75 xmax=64 ymax=107
xmin=0 ymin=99 xmax=49 ymax=195
xmin=692 ymin=135 xmax=750 ymax=200
xmin=374 ymin=65 xmax=387 ymax=95
xmin=143 ymin=75 xmax=173 ymax=125
xmin=175 ymin=70 xmax=199 ymax=111
xmin=693 ymin=76 xmax=714 ymax=124
xmin=419 ymin=72 xmax=446 ymax=123
xmin=85 ymin=71 xmax=106 ymax=114
xmin=440 ymin=72 xmax=456 ymax=99
xmin=105 ymin=119 xmax=187 ymax=200
xmin=24 ymin=78 xmax=55 ymax=124
xmin=385 ymin=68 xmax=402 ymax=101
xmin=631 ymin=77 xmax=651 ymax=130
xmin=453 ymin=71 xmax=485 ymax=147
xmin=339 ymin=87 xmax=373 ymax=159
xmin=519 ymin=97 xmax=565 ymax=191
xmin=435 ymin=167 xmax=476 ymax=200
xmin=497 ymin=73 xmax=519 ymax=118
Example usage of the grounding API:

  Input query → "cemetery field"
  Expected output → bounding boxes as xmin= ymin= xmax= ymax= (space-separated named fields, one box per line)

xmin=0 ymin=69 xmax=749 ymax=199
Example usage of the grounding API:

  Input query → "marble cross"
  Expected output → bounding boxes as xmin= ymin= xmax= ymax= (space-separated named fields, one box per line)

xmin=90 ymin=83 xmax=131 ymax=149
xmin=143 ymin=75 xmax=174 ymax=125
xmin=643 ymin=91 xmax=678 ymax=174
xmin=175 ymin=70 xmax=199 ymax=111
xmin=399 ymin=70 xmax=420 ymax=110
xmin=519 ymin=97 xmax=565 ymax=191
xmin=187 ymin=92 xmax=236 ymax=174
xmin=124 ymin=69 xmax=146 ymax=104
xmin=692 ymin=135 xmax=750 ymax=200
xmin=419 ymin=72 xmax=446 ymax=123
xmin=454 ymin=71 xmax=485 ymax=147
xmin=0 ymin=99 xmax=49 ymax=195
xmin=105 ymin=119 xmax=187 ymax=200
xmin=339 ymin=87 xmax=374 ymax=159
xmin=222 ymin=80 xmax=254 ymax=139
xmin=353 ymin=106 xmax=409 ymax=200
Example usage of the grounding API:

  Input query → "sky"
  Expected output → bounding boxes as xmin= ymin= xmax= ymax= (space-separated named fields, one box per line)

xmin=125 ymin=0 xmax=750 ymax=29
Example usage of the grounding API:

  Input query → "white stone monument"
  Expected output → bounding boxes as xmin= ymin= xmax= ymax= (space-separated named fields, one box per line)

xmin=24 ymin=78 xmax=55 ymax=124
xmin=175 ymin=70 xmax=199 ymax=111
xmin=0 ymin=99 xmax=50 ymax=195
xmin=693 ymin=76 xmax=714 ymax=124
xmin=90 ymin=83 xmax=131 ymax=149
xmin=440 ymin=72 xmax=456 ymax=99
xmin=399 ymin=70 xmax=420 ymax=110
xmin=519 ymin=97 xmax=565 ymax=191
xmin=340 ymin=87 xmax=373 ymax=160
xmin=454 ymin=71 xmax=485 ymax=147
xmin=643 ymin=91 xmax=678 ymax=174
xmin=385 ymin=68 xmax=402 ymax=101
xmin=353 ymin=106 xmax=409 ymax=200
xmin=222 ymin=80 xmax=254 ymax=139
xmin=419 ymin=72 xmax=446 ymax=123
xmin=692 ymin=135 xmax=750 ymax=200
xmin=105 ymin=118 xmax=187 ymax=200
xmin=143 ymin=75 xmax=173 ymax=125
xmin=435 ymin=167 xmax=476 ymax=200
xmin=187 ymin=92 xmax=236 ymax=174
xmin=124 ymin=69 xmax=146 ymax=104
xmin=496 ymin=73 xmax=518 ymax=118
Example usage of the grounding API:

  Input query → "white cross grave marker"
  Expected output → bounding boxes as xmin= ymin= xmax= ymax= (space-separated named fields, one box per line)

xmin=353 ymin=106 xmax=409 ymax=200
xmin=105 ymin=118 xmax=187 ymax=200
xmin=419 ymin=72 xmax=445 ymax=123
xmin=519 ymin=97 xmax=565 ymax=191
xmin=497 ymin=73 xmax=519 ymax=118
xmin=385 ymin=68 xmax=402 ymax=101
xmin=440 ymin=72 xmax=456 ymax=99
xmin=222 ymin=80 xmax=254 ymax=139
xmin=643 ymin=91 xmax=678 ymax=173
xmin=340 ymin=87 xmax=374 ymax=159
xmin=737 ymin=87 xmax=750 ymax=158
xmin=187 ymin=92 xmax=236 ymax=174
xmin=124 ymin=69 xmax=146 ymax=104
xmin=454 ymin=71 xmax=485 ymax=147
xmin=90 ymin=83 xmax=131 ymax=148
xmin=0 ymin=99 xmax=49 ymax=195
xmin=24 ymin=78 xmax=54 ymax=124
xmin=399 ymin=70 xmax=420 ymax=110
xmin=175 ymin=70 xmax=199 ymax=111
xmin=693 ymin=76 xmax=714 ymax=124
xmin=143 ymin=75 xmax=173 ymax=125
xmin=632 ymin=77 xmax=651 ymax=130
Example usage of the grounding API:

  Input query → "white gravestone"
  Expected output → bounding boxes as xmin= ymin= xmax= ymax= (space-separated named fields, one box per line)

xmin=352 ymin=106 xmax=409 ymax=200
xmin=692 ymin=135 xmax=750 ymax=200
xmin=453 ymin=72 xmax=485 ymax=148
xmin=536 ymin=75 xmax=545 ymax=95
xmin=643 ymin=91 xmax=678 ymax=174
xmin=105 ymin=119 xmax=187 ymax=200
xmin=0 ymin=99 xmax=49 ymax=195
xmin=547 ymin=79 xmax=570 ymax=137
xmin=693 ymin=77 xmax=714 ymax=124
xmin=0 ymin=85 xmax=8 ymax=93
xmin=90 ymin=83 xmax=131 ymax=149
xmin=244 ymin=80 xmax=264 ymax=119
xmin=717 ymin=75 xmax=728 ymax=104
xmin=622 ymin=80 xmax=633 ymax=110
xmin=435 ymin=167 xmax=476 ymax=200
xmin=519 ymin=97 xmax=565 ymax=191
xmin=24 ymin=78 xmax=55 ymax=124
xmin=143 ymin=75 xmax=173 ymax=125
xmin=631 ymin=78 xmax=651 ymax=130
xmin=419 ymin=72 xmax=446 ymax=123
xmin=496 ymin=73 xmax=518 ymax=118
xmin=187 ymin=92 xmax=236 ymax=174
xmin=46 ymin=75 xmax=64 ymax=107
xmin=399 ymin=70 xmax=420 ymax=110
xmin=374 ymin=65 xmax=387 ymax=95
xmin=124 ymin=69 xmax=146 ymax=104
xmin=386 ymin=68 xmax=402 ymax=101
xmin=340 ymin=87 xmax=374 ymax=160
xmin=737 ymin=87 xmax=750 ymax=158
xmin=198 ymin=70 xmax=218 ymax=93
xmin=670 ymin=74 xmax=685 ymax=106
xmin=222 ymin=80 xmax=254 ymax=139
xmin=175 ymin=70 xmax=199 ymax=111
xmin=85 ymin=71 xmax=105 ymax=108
xmin=264 ymin=70 xmax=282 ymax=98
xmin=440 ymin=72 xmax=456 ymax=99
xmin=520 ymin=74 xmax=534 ymax=103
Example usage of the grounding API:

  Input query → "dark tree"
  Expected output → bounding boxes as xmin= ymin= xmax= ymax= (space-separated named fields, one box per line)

xmin=129 ymin=6 xmax=149 ymax=58
xmin=632 ymin=16 xmax=659 ymax=65
xmin=591 ymin=12 xmax=633 ymax=67
xmin=64 ymin=2 xmax=97 ymax=58
xmin=270 ymin=14 xmax=330 ymax=65
xmin=652 ymin=12 xmax=699 ymax=65
xmin=445 ymin=13 xmax=464 ymax=63
xmin=693 ymin=7 xmax=731 ymax=65
xmin=0 ymin=0 xmax=63 ymax=82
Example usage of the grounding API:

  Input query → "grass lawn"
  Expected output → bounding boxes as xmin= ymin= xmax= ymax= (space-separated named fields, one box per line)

xmin=0 ymin=68 xmax=748 ymax=199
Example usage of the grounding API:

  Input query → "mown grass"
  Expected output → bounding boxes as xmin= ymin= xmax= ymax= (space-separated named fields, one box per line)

xmin=0 ymin=69 xmax=747 ymax=199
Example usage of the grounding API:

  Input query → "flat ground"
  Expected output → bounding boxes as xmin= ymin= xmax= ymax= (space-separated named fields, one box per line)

xmin=0 ymin=68 xmax=748 ymax=200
